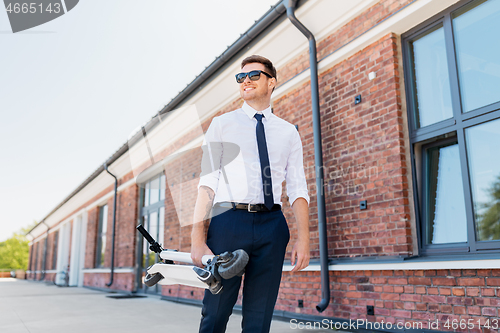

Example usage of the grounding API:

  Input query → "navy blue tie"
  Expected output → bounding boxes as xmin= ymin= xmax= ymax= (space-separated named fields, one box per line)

xmin=254 ymin=113 xmax=274 ymax=210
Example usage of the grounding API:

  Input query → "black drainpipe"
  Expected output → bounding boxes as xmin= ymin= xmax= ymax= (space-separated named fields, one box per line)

xmin=284 ymin=0 xmax=330 ymax=312
xmin=40 ymin=221 xmax=49 ymax=281
xmin=104 ymin=163 xmax=118 ymax=287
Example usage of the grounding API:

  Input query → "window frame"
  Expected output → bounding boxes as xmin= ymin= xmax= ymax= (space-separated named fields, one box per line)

xmin=420 ymin=136 xmax=471 ymax=254
xmin=402 ymin=0 xmax=500 ymax=255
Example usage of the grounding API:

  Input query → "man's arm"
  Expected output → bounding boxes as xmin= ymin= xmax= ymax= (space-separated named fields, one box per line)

xmin=285 ymin=129 xmax=310 ymax=272
xmin=191 ymin=185 xmax=215 ymax=267
xmin=290 ymin=197 xmax=310 ymax=271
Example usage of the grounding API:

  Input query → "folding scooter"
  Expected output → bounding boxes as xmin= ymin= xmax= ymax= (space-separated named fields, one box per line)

xmin=137 ymin=225 xmax=249 ymax=294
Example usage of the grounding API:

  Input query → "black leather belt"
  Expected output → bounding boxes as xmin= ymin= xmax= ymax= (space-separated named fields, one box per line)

xmin=214 ymin=202 xmax=281 ymax=212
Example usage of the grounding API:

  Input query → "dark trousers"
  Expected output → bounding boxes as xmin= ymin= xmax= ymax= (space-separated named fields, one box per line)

xmin=199 ymin=208 xmax=290 ymax=333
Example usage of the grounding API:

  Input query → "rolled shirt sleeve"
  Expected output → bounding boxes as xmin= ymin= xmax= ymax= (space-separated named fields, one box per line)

xmin=285 ymin=129 xmax=310 ymax=206
xmin=198 ymin=117 xmax=223 ymax=193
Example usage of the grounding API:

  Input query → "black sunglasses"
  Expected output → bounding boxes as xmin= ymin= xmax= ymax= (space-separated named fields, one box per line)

xmin=235 ymin=70 xmax=273 ymax=84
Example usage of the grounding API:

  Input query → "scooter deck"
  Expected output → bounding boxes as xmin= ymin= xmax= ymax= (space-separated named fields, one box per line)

xmin=146 ymin=263 xmax=208 ymax=289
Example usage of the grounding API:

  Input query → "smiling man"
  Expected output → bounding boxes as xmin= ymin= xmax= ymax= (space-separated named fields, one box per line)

xmin=191 ymin=55 xmax=310 ymax=333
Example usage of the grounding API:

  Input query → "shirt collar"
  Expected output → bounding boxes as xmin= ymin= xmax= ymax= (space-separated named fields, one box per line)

xmin=241 ymin=102 xmax=272 ymax=120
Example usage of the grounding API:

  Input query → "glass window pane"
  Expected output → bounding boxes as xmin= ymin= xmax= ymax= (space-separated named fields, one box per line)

xmin=100 ymin=235 xmax=106 ymax=267
xmin=101 ymin=205 xmax=108 ymax=234
xmin=466 ymin=118 xmax=500 ymax=241
xmin=149 ymin=211 xmax=158 ymax=240
xmin=411 ymin=25 xmax=454 ymax=128
xmin=453 ymin=0 xmax=500 ymax=112
xmin=144 ymin=183 xmax=150 ymax=207
xmin=158 ymin=207 xmax=165 ymax=247
xmin=160 ymin=174 xmax=166 ymax=201
xmin=149 ymin=177 xmax=160 ymax=205
xmin=96 ymin=204 xmax=108 ymax=267
xmin=101 ymin=205 xmax=108 ymax=267
xmin=148 ymin=212 xmax=158 ymax=265
xmin=142 ymin=215 xmax=148 ymax=269
xmin=426 ymin=143 xmax=467 ymax=244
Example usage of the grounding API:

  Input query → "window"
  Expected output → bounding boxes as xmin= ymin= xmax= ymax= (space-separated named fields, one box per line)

xmin=52 ymin=230 xmax=59 ymax=270
xmin=403 ymin=0 xmax=500 ymax=254
xmin=138 ymin=173 xmax=165 ymax=293
xmin=95 ymin=205 xmax=108 ymax=267
xmin=143 ymin=173 xmax=165 ymax=208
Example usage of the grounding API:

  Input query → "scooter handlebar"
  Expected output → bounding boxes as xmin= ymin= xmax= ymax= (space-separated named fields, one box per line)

xmin=137 ymin=224 xmax=154 ymax=244
xmin=136 ymin=224 xmax=163 ymax=253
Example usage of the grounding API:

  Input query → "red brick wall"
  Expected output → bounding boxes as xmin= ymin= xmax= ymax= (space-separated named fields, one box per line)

xmin=45 ymin=233 xmax=53 ymax=271
xmin=287 ymin=269 xmax=499 ymax=332
xmin=164 ymin=269 xmax=500 ymax=332
xmin=27 ymin=243 xmax=35 ymax=279
xmin=115 ymin=185 xmax=139 ymax=268
xmin=274 ymin=33 xmax=411 ymax=259
xmin=322 ymin=33 xmax=410 ymax=257
xmin=163 ymin=148 xmax=204 ymax=253
xmin=29 ymin=228 xmax=70 ymax=281
xmin=82 ymin=186 xmax=138 ymax=289
xmin=84 ymin=272 xmax=134 ymax=291
xmin=163 ymin=285 xmax=206 ymax=302
xmin=43 ymin=272 xmax=57 ymax=284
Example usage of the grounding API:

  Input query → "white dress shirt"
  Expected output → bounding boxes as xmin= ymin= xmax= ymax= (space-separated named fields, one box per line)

xmin=198 ymin=102 xmax=309 ymax=206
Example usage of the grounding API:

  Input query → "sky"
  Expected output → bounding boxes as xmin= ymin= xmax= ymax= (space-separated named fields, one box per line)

xmin=0 ymin=0 xmax=279 ymax=241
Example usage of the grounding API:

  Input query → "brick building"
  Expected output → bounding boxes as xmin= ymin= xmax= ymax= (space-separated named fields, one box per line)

xmin=26 ymin=0 xmax=500 ymax=331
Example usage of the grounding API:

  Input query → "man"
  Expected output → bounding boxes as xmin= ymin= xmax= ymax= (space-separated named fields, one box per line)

xmin=191 ymin=55 xmax=310 ymax=333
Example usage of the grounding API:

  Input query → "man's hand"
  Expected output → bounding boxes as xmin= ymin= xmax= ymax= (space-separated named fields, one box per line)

xmin=290 ymin=197 xmax=310 ymax=272
xmin=291 ymin=238 xmax=310 ymax=272
xmin=191 ymin=186 xmax=216 ymax=267
xmin=191 ymin=241 xmax=214 ymax=268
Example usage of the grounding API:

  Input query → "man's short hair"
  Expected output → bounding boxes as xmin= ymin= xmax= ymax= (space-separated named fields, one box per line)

xmin=241 ymin=55 xmax=277 ymax=81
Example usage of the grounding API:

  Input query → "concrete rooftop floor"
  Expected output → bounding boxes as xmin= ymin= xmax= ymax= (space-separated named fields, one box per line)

xmin=0 ymin=278 xmax=335 ymax=333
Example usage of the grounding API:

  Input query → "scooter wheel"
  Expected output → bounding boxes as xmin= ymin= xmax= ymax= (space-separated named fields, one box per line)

xmin=144 ymin=272 xmax=163 ymax=287
xmin=218 ymin=249 xmax=249 ymax=280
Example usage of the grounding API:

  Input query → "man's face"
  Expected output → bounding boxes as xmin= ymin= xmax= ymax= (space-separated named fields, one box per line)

xmin=238 ymin=63 xmax=275 ymax=103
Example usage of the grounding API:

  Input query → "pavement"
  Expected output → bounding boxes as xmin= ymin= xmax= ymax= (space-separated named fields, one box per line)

xmin=0 ymin=278 xmax=334 ymax=333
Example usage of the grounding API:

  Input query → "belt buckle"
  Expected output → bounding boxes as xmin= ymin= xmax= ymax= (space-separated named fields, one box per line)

xmin=247 ymin=204 xmax=257 ymax=213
